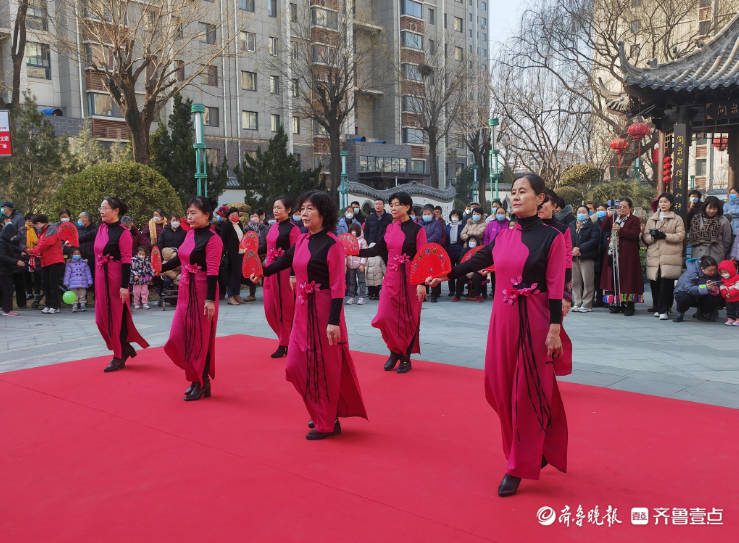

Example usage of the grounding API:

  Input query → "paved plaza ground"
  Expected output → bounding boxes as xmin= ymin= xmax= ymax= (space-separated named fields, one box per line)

xmin=1 ymin=287 xmax=736 ymax=408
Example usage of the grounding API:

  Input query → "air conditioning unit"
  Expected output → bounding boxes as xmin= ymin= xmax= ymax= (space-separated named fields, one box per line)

xmin=409 ymin=23 xmax=417 ymax=32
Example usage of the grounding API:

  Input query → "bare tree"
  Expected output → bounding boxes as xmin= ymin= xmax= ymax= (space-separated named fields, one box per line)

xmin=56 ymin=0 xmax=227 ymax=164
xmin=1 ymin=0 xmax=30 ymax=112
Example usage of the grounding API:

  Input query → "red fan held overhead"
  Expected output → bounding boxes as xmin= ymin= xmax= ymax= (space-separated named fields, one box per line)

xmin=460 ymin=245 xmax=495 ymax=273
xmin=410 ymin=243 xmax=452 ymax=285
xmin=57 ymin=221 xmax=79 ymax=247
xmin=338 ymin=233 xmax=360 ymax=256
xmin=241 ymin=249 xmax=263 ymax=279
xmin=150 ymin=246 xmax=162 ymax=275
xmin=610 ymin=137 xmax=629 ymax=166
xmin=239 ymin=230 xmax=259 ymax=252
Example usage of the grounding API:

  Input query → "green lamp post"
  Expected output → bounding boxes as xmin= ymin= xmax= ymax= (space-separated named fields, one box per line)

xmin=191 ymin=103 xmax=208 ymax=197
xmin=488 ymin=118 xmax=500 ymax=207
xmin=472 ymin=164 xmax=479 ymax=203
xmin=340 ymin=150 xmax=348 ymax=210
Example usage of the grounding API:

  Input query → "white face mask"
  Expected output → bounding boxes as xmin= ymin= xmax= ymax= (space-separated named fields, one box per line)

xmin=345 ymin=212 xmax=354 ymax=220
xmin=153 ymin=216 xmax=161 ymax=223
xmin=468 ymin=241 xmax=477 ymax=248
xmin=171 ymin=221 xmax=180 ymax=229
xmin=450 ymin=217 xmax=459 ymax=224
xmin=60 ymin=217 xmax=70 ymax=222
xmin=721 ymin=273 xmax=730 ymax=279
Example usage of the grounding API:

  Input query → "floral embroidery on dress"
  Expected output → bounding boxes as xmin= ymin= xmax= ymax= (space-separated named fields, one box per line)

xmin=388 ymin=253 xmax=410 ymax=272
xmin=502 ymin=276 xmax=539 ymax=305
xmin=297 ymin=280 xmax=319 ymax=304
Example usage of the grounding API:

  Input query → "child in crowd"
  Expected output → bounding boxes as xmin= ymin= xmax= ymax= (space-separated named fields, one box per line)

xmin=718 ymin=260 xmax=739 ymax=326
xmin=345 ymin=222 xmax=368 ymax=305
xmin=365 ymin=246 xmax=386 ymax=301
xmin=130 ymin=246 xmax=154 ymax=310
xmin=452 ymin=235 xmax=486 ymax=302
xmin=62 ymin=247 xmax=93 ymax=312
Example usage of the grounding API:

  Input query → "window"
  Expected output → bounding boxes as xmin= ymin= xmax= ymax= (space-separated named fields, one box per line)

xmin=630 ymin=20 xmax=640 ymax=33
xmin=402 ymin=63 xmax=422 ymax=81
xmin=204 ymin=106 xmax=219 ymax=127
xmin=454 ymin=46 xmax=463 ymax=61
xmin=402 ymin=128 xmax=424 ymax=144
xmin=268 ymin=0 xmax=277 ymax=17
xmin=399 ymin=158 xmax=408 ymax=172
xmin=239 ymin=31 xmax=256 ymax=52
xmin=444 ymin=13 xmax=447 ymax=28
xmin=86 ymin=44 xmax=113 ymax=70
xmin=695 ymin=159 xmax=707 ymax=177
xmin=175 ymin=60 xmax=184 ymax=81
xmin=289 ymin=3 xmax=297 ymax=22
xmin=629 ymin=44 xmax=640 ymax=58
xmin=271 ymin=114 xmax=281 ymax=132
xmin=454 ymin=16 xmax=463 ymax=32
xmin=313 ymin=121 xmax=327 ymax=136
xmin=269 ymin=75 xmax=280 ymax=94
xmin=402 ymin=95 xmax=423 ymax=111
xmin=411 ymin=159 xmax=425 ymax=173
xmin=359 ymin=156 xmax=368 ymax=172
xmin=311 ymin=7 xmax=338 ymax=29
xmin=401 ymin=31 xmax=423 ymax=50
xmin=269 ymin=37 xmax=278 ymax=56
xmin=291 ymin=78 xmax=299 ymax=97
xmin=241 ymin=71 xmax=257 ymax=91
xmin=291 ymin=42 xmax=298 ymax=61
xmin=203 ymin=65 xmax=218 ymax=87
xmin=88 ymin=93 xmax=122 ymax=117
xmin=205 ymin=148 xmax=219 ymax=166
xmin=27 ymin=0 xmax=48 ymax=31
xmin=295 ymin=153 xmax=301 ymax=166
xmin=239 ymin=0 xmax=255 ymax=11
xmin=630 ymin=0 xmax=642 ymax=7
xmin=698 ymin=20 xmax=711 ymax=35
xmin=401 ymin=0 xmax=423 ymax=19
xmin=428 ymin=7 xmax=435 ymax=25
xmin=200 ymin=23 xmax=216 ymax=44
xmin=242 ymin=111 xmax=258 ymax=130
xmin=429 ymin=39 xmax=436 ymax=55
xmin=26 ymin=42 xmax=51 ymax=80
xmin=481 ymin=1 xmax=487 ymax=10
xmin=292 ymin=116 xmax=300 ymax=134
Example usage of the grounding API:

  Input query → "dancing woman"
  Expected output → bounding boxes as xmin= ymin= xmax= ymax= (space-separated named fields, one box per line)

xmin=263 ymin=196 xmax=300 ymax=358
xmin=95 ymin=197 xmax=149 ymax=372
xmin=429 ymin=174 xmax=571 ymax=497
xmin=358 ymin=192 xmax=427 ymax=373
xmin=162 ymin=197 xmax=223 ymax=401
xmin=253 ymin=191 xmax=367 ymax=440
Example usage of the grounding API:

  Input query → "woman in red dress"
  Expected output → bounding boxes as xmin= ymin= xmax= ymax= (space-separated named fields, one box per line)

xmin=263 ymin=196 xmax=300 ymax=358
xmin=94 ymin=197 xmax=149 ymax=372
xmin=253 ymin=191 xmax=367 ymax=439
xmin=429 ymin=174 xmax=571 ymax=497
xmin=162 ymin=197 xmax=223 ymax=401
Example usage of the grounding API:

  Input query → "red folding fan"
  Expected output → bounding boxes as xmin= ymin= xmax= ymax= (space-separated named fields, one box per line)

xmin=338 ymin=233 xmax=359 ymax=256
xmin=180 ymin=217 xmax=190 ymax=231
xmin=461 ymin=245 xmax=495 ymax=273
xmin=241 ymin=249 xmax=263 ymax=279
xmin=240 ymin=230 xmax=259 ymax=252
xmin=150 ymin=246 xmax=162 ymax=275
xmin=410 ymin=243 xmax=452 ymax=285
xmin=57 ymin=221 xmax=79 ymax=247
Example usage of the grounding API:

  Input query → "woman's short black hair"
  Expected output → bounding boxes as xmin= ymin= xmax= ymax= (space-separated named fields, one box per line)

xmin=136 ymin=246 xmax=148 ymax=254
xmin=388 ymin=191 xmax=413 ymax=209
xmin=703 ymin=196 xmax=723 ymax=215
xmin=24 ymin=212 xmax=34 ymax=221
xmin=619 ymin=197 xmax=634 ymax=209
xmin=296 ymin=191 xmax=338 ymax=231
xmin=700 ymin=255 xmax=718 ymax=269
xmin=374 ymin=197 xmax=385 ymax=203
xmin=188 ymin=196 xmax=213 ymax=221
xmin=449 ymin=209 xmax=461 ymax=220
xmin=59 ymin=208 xmax=71 ymax=217
xmin=153 ymin=208 xmax=166 ymax=218
xmin=689 ymin=189 xmax=702 ymax=198
xmin=348 ymin=222 xmax=362 ymax=235
xmin=33 ymin=214 xmax=49 ymax=224
xmin=657 ymin=193 xmax=674 ymax=205
xmin=471 ymin=207 xmax=484 ymax=215
xmin=422 ymin=204 xmax=435 ymax=212
xmin=514 ymin=172 xmax=547 ymax=195
xmin=274 ymin=195 xmax=293 ymax=213
xmin=103 ymin=196 xmax=128 ymax=217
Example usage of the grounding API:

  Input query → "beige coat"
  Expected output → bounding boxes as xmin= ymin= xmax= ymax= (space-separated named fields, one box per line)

xmin=460 ymin=219 xmax=487 ymax=245
xmin=642 ymin=211 xmax=686 ymax=280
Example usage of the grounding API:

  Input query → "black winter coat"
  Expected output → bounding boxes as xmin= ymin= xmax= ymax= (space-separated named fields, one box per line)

xmin=363 ymin=212 xmax=392 ymax=245
xmin=158 ymin=225 xmax=187 ymax=250
xmin=570 ymin=220 xmax=601 ymax=261
xmin=77 ymin=223 xmax=98 ymax=263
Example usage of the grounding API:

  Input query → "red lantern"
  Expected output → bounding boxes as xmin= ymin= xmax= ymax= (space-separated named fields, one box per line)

xmin=663 ymin=156 xmax=672 ymax=184
xmin=610 ymin=137 xmax=629 ymax=166
xmin=713 ymin=136 xmax=728 ymax=151
xmin=628 ymin=122 xmax=651 ymax=157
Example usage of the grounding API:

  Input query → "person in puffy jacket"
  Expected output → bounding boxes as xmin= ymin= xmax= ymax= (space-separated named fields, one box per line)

xmin=483 ymin=207 xmax=509 ymax=246
xmin=722 ymin=187 xmax=739 ymax=235
xmin=673 ymin=256 xmax=722 ymax=322
xmin=0 ymin=223 xmax=27 ymax=316
xmin=28 ymin=215 xmax=65 ymax=314
xmin=718 ymin=260 xmax=739 ymax=325
xmin=570 ymin=206 xmax=601 ymax=312
xmin=345 ymin=223 xmax=368 ymax=305
xmin=63 ymin=247 xmax=93 ymax=312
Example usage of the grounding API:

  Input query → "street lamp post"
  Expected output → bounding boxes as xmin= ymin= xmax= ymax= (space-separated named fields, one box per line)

xmin=191 ymin=103 xmax=208 ymax=197
xmin=488 ymin=118 xmax=499 ymax=208
xmin=472 ymin=164 xmax=479 ymax=203
xmin=340 ymin=151 xmax=348 ymax=210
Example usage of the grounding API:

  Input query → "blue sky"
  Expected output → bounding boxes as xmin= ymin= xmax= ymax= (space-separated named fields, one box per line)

xmin=488 ymin=0 xmax=528 ymax=51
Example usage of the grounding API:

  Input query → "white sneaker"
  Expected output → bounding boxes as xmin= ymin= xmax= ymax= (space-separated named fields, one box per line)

xmin=571 ymin=306 xmax=582 ymax=312
xmin=47 ymin=308 xmax=60 ymax=314
xmin=580 ymin=307 xmax=592 ymax=313
xmin=356 ymin=297 xmax=365 ymax=305
xmin=143 ymin=303 xmax=150 ymax=310
xmin=80 ymin=303 xmax=87 ymax=312
xmin=345 ymin=297 xmax=355 ymax=305
xmin=659 ymin=313 xmax=669 ymax=320
xmin=72 ymin=304 xmax=78 ymax=313
xmin=41 ymin=307 xmax=51 ymax=314
xmin=134 ymin=305 xmax=142 ymax=310
xmin=654 ymin=312 xmax=660 ymax=317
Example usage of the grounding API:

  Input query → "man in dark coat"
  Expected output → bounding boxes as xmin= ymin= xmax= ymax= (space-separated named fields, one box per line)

xmin=363 ymin=198 xmax=392 ymax=246
xmin=76 ymin=211 xmax=98 ymax=268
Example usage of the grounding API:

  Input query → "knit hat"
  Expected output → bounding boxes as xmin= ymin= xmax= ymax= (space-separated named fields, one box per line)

xmin=1 ymin=201 xmax=13 ymax=209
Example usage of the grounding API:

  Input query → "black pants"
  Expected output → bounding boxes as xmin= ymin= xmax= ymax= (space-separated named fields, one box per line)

xmin=727 ymin=301 xmax=739 ymax=320
xmin=12 ymin=272 xmax=26 ymax=308
xmin=0 ymin=273 xmax=13 ymax=313
xmin=650 ymin=274 xmax=675 ymax=314
xmin=674 ymin=291 xmax=723 ymax=316
xmin=42 ymin=263 xmax=65 ymax=309
xmin=226 ymin=253 xmax=243 ymax=297
xmin=455 ymin=273 xmax=483 ymax=298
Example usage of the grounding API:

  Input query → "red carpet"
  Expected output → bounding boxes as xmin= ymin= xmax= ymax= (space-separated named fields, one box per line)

xmin=0 ymin=334 xmax=736 ymax=542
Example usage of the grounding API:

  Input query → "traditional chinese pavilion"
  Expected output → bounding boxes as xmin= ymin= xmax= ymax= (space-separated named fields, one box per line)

xmin=618 ymin=13 xmax=739 ymax=214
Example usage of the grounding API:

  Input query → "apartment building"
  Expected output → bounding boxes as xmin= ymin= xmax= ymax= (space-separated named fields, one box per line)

xmin=0 ymin=0 xmax=489 ymax=195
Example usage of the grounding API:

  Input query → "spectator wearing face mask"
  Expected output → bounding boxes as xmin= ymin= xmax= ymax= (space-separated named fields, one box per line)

xmin=686 ymin=190 xmax=703 ymax=234
xmin=451 ymin=235 xmax=486 ymax=302
xmin=63 ymin=247 xmax=93 ymax=312
xmin=219 ymin=207 xmax=247 ymax=305
xmin=0 ymin=223 xmax=27 ymax=316
xmin=460 ymin=207 xmax=486 ymax=248
xmin=717 ymin=260 xmax=739 ymax=325
xmin=76 ymin=212 xmax=98 ymax=276
xmin=484 ymin=207 xmax=510 ymax=246
xmin=159 ymin=215 xmax=187 ymax=250
xmin=723 ymin=187 xmax=739 ymax=235
xmin=445 ymin=210 xmax=466 ymax=297
xmin=569 ymin=206 xmax=601 ymax=313
xmin=141 ymin=208 xmax=167 ymax=248
xmin=350 ymin=201 xmax=366 ymax=224
xmin=345 ymin=222 xmax=368 ymax=305
xmin=421 ymin=205 xmax=444 ymax=302
xmin=591 ymin=205 xmax=609 ymax=306
xmin=290 ymin=209 xmax=308 ymax=233
xmin=673 ymin=256 xmax=722 ymax=322
xmin=336 ymin=206 xmax=361 ymax=235
xmin=1 ymin=202 xmax=27 ymax=309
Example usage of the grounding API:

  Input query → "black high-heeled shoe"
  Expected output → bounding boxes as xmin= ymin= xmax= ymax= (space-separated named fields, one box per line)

xmin=308 ymin=420 xmax=315 ymax=428
xmin=184 ymin=379 xmax=211 ymax=401
xmin=541 ymin=456 xmax=548 ymax=468
xmin=270 ymin=345 xmax=288 ymax=358
xmin=103 ymin=357 xmax=126 ymax=373
xmin=497 ymin=474 xmax=521 ymax=497
xmin=184 ymin=382 xmax=195 ymax=396
xmin=306 ymin=419 xmax=340 ymax=440
xmin=396 ymin=357 xmax=412 ymax=374
xmin=384 ymin=352 xmax=400 ymax=371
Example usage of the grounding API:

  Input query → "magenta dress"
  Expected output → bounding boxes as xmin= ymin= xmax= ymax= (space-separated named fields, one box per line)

xmin=94 ymin=223 xmax=149 ymax=359
xmin=450 ymin=215 xmax=571 ymax=480
xmin=263 ymin=230 xmax=367 ymax=433
xmin=163 ymin=227 xmax=223 ymax=384
xmin=359 ymin=220 xmax=427 ymax=357
xmin=263 ymin=219 xmax=300 ymax=347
